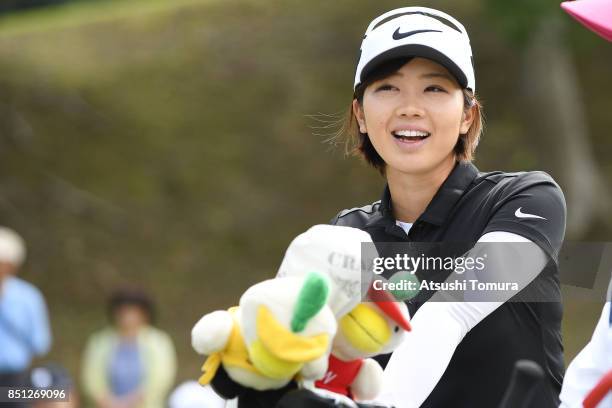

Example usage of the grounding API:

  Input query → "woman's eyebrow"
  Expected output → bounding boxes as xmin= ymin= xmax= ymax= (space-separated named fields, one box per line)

xmin=420 ymin=72 xmax=454 ymax=82
xmin=386 ymin=72 xmax=403 ymax=78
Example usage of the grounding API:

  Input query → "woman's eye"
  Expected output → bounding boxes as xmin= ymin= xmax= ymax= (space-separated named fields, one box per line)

xmin=376 ymin=84 xmax=397 ymax=92
xmin=426 ymin=85 xmax=446 ymax=93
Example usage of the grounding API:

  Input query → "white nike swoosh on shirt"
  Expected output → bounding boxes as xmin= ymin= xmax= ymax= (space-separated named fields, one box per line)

xmin=515 ymin=207 xmax=547 ymax=220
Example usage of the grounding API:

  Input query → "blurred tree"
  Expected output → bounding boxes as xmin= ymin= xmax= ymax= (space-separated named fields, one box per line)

xmin=485 ymin=0 xmax=611 ymax=237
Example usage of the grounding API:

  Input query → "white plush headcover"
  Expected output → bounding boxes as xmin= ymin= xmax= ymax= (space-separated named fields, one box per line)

xmin=0 ymin=227 xmax=26 ymax=266
xmin=277 ymin=225 xmax=377 ymax=317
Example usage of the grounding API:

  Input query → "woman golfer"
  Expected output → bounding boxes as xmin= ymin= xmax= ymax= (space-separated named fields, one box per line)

xmin=331 ymin=7 xmax=566 ymax=408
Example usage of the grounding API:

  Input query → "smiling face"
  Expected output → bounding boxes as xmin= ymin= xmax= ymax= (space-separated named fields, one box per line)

xmin=353 ymin=57 xmax=475 ymax=176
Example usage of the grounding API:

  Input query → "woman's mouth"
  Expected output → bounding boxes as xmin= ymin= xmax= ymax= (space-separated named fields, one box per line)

xmin=392 ymin=129 xmax=430 ymax=148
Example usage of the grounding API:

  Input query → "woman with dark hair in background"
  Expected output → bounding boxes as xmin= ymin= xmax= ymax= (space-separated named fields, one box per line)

xmin=81 ymin=287 xmax=176 ymax=408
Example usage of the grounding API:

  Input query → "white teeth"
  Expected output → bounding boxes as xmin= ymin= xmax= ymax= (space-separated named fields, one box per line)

xmin=394 ymin=130 xmax=429 ymax=137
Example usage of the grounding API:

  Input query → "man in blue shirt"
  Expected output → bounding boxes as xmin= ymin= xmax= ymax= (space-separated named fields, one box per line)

xmin=0 ymin=227 xmax=52 ymax=406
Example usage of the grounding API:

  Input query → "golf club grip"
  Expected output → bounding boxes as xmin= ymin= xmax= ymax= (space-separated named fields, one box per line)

xmin=498 ymin=360 xmax=545 ymax=408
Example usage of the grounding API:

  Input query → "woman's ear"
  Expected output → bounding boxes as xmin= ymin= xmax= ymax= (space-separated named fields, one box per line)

xmin=352 ymin=99 xmax=367 ymax=133
xmin=460 ymin=104 xmax=476 ymax=134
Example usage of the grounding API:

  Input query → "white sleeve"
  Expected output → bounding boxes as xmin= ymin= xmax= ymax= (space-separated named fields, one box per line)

xmin=559 ymin=301 xmax=612 ymax=408
xmin=379 ymin=231 xmax=548 ymax=408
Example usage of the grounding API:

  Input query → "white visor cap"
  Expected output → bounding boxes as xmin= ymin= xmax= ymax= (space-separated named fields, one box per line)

xmin=0 ymin=227 xmax=26 ymax=266
xmin=276 ymin=224 xmax=378 ymax=318
xmin=354 ymin=7 xmax=475 ymax=92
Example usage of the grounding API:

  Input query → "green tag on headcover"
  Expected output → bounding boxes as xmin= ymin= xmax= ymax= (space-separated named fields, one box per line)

xmin=290 ymin=272 xmax=329 ymax=333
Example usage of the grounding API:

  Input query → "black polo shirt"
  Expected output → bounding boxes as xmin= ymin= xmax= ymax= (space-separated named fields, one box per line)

xmin=330 ymin=161 xmax=566 ymax=408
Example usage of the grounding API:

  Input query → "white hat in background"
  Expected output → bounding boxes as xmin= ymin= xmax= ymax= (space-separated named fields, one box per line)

xmin=0 ymin=227 xmax=26 ymax=266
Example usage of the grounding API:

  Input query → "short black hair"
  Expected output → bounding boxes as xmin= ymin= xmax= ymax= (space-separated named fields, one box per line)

xmin=108 ymin=287 xmax=155 ymax=324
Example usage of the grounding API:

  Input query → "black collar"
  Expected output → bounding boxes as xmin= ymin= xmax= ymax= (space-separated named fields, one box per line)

xmin=374 ymin=161 xmax=479 ymax=227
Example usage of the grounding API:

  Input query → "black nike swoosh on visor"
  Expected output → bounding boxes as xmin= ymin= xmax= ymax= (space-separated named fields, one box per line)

xmin=392 ymin=28 xmax=442 ymax=40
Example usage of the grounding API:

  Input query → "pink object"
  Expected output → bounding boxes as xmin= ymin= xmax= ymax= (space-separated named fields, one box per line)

xmin=561 ymin=0 xmax=612 ymax=41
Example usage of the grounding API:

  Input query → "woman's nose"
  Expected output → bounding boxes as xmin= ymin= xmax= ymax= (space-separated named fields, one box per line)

xmin=394 ymin=95 xmax=425 ymax=118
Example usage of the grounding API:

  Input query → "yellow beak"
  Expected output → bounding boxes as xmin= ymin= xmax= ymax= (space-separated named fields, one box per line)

xmin=249 ymin=305 xmax=329 ymax=378
xmin=340 ymin=303 xmax=391 ymax=353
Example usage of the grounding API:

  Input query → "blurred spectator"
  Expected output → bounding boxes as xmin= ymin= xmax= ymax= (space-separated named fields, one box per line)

xmin=168 ymin=381 xmax=226 ymax=408
xmin=29 ymin=362 xmax=78 ymax=408
xmin=81 ymin=287 xmax=177 ymax=408
xmin=0 ymin=227 xmax=52 ymax=407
